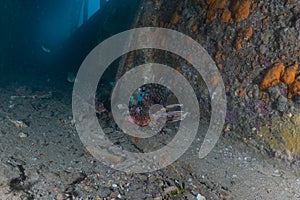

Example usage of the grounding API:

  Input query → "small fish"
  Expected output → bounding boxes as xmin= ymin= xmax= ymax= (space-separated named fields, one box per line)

xmin=67 ymin=72 xmax=76 ymax=83
xmin=41 ymin=45 xmax=51 ymax=53
xmin=108 ymin=81 xmax=115 ymax=87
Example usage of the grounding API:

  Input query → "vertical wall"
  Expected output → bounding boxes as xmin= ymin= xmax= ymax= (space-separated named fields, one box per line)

xmin=57 ymin=0 xmax=141 ymax=75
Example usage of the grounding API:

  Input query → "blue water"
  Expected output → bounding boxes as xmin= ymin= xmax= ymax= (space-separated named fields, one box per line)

xmin=0 ymin=0 xmax=139 ymax=87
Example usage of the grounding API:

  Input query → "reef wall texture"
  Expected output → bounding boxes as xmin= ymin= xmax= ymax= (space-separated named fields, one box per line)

xmin=117 ymin=0 xmax=300 ymax=162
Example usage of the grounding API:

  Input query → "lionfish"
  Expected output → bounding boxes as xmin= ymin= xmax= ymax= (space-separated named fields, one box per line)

xmin=128 ymin=84 xmax=188 ymax=129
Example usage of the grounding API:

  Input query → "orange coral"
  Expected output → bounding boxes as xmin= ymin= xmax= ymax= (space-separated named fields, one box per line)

xmin=171 ymin=2 xmax=183 ymax=25
xmin=281 ymin=63 xmax=299 ymax=85
xmin=207 ymin=0 xmax=227 ymax=9
xmin=170 ymin=11 xmax=180 ymax=24
xmin=215 ymin=49 xmax=224 ymax=62
xmin=288 ymin=81 xmax=300 ymax=98
xmin=231 ymin=0 xmax=252 ymax=22
xmin=244 ymin=26 xmax=253 ymax=40
xmin=175 ymin=66 xmax=182 ymax=73
xmin=235 ymin=31 xmax=243 ymax=50
xmin=177 ymin=1 xmax=184 ymax=11
xmin=260 ymin=62 xmax=285 ymax=90
xmin=207 ymin=0 xmax=215 ymax=5
xmin=206 ymin=8 xmax=218 ymax=23
xmin=236 ymin=36 xmax=243 ymax=50
xmin=251 ymin=2 xmax=259 ymax=10
xmin=221 ymin=9 xmax=231 ymax=22
xmin=215 ymin=0 xmax=227 ymax=9
xmin=206 ymin=0 xmax=227 ymax=23
xmin=192 ymin=24 xmax=198 ymax=32
xmin=262 ymin=17 xmax=269 ymax=25
xmin=170 ymin=1 xmax=183 ymax=25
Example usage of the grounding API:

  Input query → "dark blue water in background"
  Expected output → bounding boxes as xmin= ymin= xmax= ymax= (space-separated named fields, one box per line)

xmin=0 ymin=0 xmax=140 ymax=89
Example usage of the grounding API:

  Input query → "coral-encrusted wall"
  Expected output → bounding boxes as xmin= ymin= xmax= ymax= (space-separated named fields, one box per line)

xmin=117 ymin=0 xmax=300 ymax=162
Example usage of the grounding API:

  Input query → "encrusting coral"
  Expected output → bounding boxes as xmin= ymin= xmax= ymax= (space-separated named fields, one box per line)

xmin=221 ymin=9 xmax=231 ymax=22
xmin=244 ymin=26 xmax=253 ymax=41
xmin=231 ymin=0 xmax=252 ymax=22
xmin=206 ymin=0 xmax=227 ymax=23
xmin=288 ymin=80 xmax=300 ymax=98
xmin=260 ymin=62 xmax=299 ymax=98
xmin=260 ymin=62 xmax=285 ymax=90
xmin=281 ymin=63 xmax=298 ymax=85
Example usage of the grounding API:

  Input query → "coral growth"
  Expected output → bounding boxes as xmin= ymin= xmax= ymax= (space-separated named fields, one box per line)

xmin=171 ymin=11 xmax=180 ymax=24
xmin=244 ymin=26 xmax=253 ymax=41
xmin=260 ymin=62 xmax=299 ymax=98
xmin=221 ymin=9 xmax=231 ymax=22
xmin=170 ymin=2 xmax=184 ymax=25
xmin=191 ymin=24 xmax=198 ymax=32
xmin=206 ymin=0 xmax=227 ymax=23
xmin=207 ymin=0 xmax=227 ymax=9
xmin=231 ymin=0 xmax=252 ymax=22
xmin=258 ymin=116 xmax=300 ymax=155
xmin=288 ymin=80 xmax=300 ymax=98
xmin=235 ymin=26 xmax=253 ymax=50
xmin=204 ymin=0 xmax=252 ymax=24
xmin=206 ymin=8 xmax=218 ymax=23
xmin=281 ymin=63 xmax=298 ymax=85
xmin=260 ymin=62 xmax=285 ymax=90
xmin=235 ymin=32 xmax=243 ymax=50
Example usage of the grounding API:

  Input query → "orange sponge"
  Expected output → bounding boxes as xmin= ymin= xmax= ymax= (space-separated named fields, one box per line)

xmin=260 ymin=62 xmax=285 ymax=90
xmin=281 ymin=63 xmax=298 ymax=85
xmin=288 ymin=81 xmax=300 ymax=98
xmin=231 ymin=0 xmax=252 ymax=22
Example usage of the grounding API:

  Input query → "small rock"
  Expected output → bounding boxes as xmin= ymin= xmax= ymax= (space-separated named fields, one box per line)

xmin=232 ymin=174 xmax=238 ymax=178
xmin=276 ymin=95 xmax=287 ymax=112
xmin=267 ymin=86 xmax=280 ymax=100
xmin=18 ymin=132 xmax=28 ymax=138
xmin=259 ymin=44 xmax=267 ymax=54
xmin=110 ymin=191 xmax=119 ymax=198
xmin=197 ymin=193 xmax=206 ymax=200
xmin=100 ymin=187 xmax=111 ymax=198
xmin=164 ymin=186 xmax=177 ymax=194
xmin=70 ymin=119 xmax=76 ymax=125
xmin=56 ymin=193 xmax=65 ymax=200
